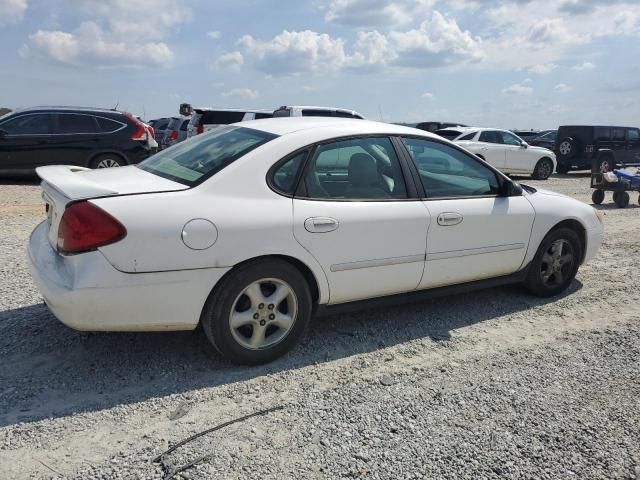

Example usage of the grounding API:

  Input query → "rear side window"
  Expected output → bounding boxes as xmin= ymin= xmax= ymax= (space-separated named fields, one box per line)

xmin=138 ymin=126 xmax=277 ymax=186
xmin=302 ymin=109 xmax=333 ymax=117
xmin=56 ymin=114 xmax=98 ymax=134
xmin=254 ymin=112 xmax=273 ymax=119
xmin=334 ymin=110 xmax=358 ymax=118
xmin=613 ymin=128 xmax=626 ymax=141
xmin=200 ymin=111 xmax=245 ymax=124
xmin=458 ymin=132 xmax=476 ymax=141
xmin=1 ymin=114 xmax=51 ymax=135
xmin=271 ymin=151 xmax=307 ymax=195
xmin=96 ymin=117 xmax=124 ymax=133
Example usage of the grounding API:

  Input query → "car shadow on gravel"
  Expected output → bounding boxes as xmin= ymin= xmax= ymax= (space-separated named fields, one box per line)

xmin=0 ymin=280 xmax=582 ymax=428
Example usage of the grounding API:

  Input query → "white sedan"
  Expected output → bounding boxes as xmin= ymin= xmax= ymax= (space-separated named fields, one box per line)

xmin=454 ymin=128 xmax=557 ymax=179
xmin=28 ymin=118 xmax=603 ymax=364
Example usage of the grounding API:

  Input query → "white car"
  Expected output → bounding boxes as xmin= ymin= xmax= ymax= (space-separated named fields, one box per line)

xmin=187 ymin=108 xmax=274 ymax=138
xmin=28 ymin=118 xmax=603 ymax=364
xmin=273 ymin=105 xmax=364 ymax=119
xmin=454 ymin=128 xmax=557 ymax=180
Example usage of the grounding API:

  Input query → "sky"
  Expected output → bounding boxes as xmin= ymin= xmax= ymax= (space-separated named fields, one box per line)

xmin=0 ymin=0 xmax=639 ymax=129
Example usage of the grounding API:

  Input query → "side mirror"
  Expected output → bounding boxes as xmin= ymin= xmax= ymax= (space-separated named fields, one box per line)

xmin=502 ymin=180 xmax=523 ymax=197
xmin=520 ymin=141 xmax=528 ymax=148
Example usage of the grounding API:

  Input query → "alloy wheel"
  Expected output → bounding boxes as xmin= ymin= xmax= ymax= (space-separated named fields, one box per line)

xmin=540 ymin=239 xmax=574 ymax=287
xmin=559 ymin=141 xmax=571 ymax=156
xmin=229 ymin=278 xmax=298 ymax=350
xmin=96 ymin=158 xmax=121 ymax=168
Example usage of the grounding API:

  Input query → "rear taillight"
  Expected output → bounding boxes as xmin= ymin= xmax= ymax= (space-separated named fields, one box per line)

xmin=196 ymin=123 xmax=204 ymax=135
xmin=126 ymin=114 xmax=147 ymax=141
xmin=57 ymin=201 xmax=126 ymax=254
xmin=169 ymin=131 xmax=178 ymax=141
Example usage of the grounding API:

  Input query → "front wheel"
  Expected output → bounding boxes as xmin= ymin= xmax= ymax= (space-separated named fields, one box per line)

xmin=523 ymin=228 xmax=582 ymax=297
xmin=201 ymin=259 xmax=312 ymax=365
xmin=591 ymin=189 xmax=604 ymax=205
xmin=615 ymin=191 xmax=630 ymax=208
xmin=532 ymin=158 xmax=554 ymax=180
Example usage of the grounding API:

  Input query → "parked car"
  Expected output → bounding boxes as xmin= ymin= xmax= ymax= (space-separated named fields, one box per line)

xmin=454 ymin=128 xmax=556 ymax=179
xmin=554 ymin=125 xmax=640 ymax=173
xmin=161 ymin=116 xmax=190 ymax=149
xmin=151 ymin=117 xmax=171 ymax=143
xmin=512 ymin=130 xmax=540 ymax=141
xmin=187 ymin=108 xmax=273 ymax=138
xmin=29 ymin=118 xmax=603 ymax=364
xmin=416 ymin=121 xmax=468 ymax=133
xmin=528 ymin=130 xmax=557 ymax=150
xmin=0 ymin=106 xmax=155 ymax=174
xmin=272 ymin=106 xmax=364 ymax=119
xmin=434 ymin=126 xmax=476 ymax=140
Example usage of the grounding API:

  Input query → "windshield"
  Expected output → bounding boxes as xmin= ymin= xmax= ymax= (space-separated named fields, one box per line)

xmin=138 ymin=126 xmax=277 ymax=186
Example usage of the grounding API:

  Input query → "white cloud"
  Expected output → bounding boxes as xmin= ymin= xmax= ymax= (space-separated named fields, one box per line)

xmin=207 ymin=31 xmax=221 ymax=40
xmin=502 ymin=82 xmax=533 ymax=95
xmin=527 ymin=63 xmax=557 ymax=75
xmin=324 ymin=0 xmax=435 ymax=27
xmin=238 ymin=30 xmax=347 ymax=75
xmin=216 ymin=51 xmax=244 ymax=71
xmin=28 ymin=22 xmax=173 ymax=67
xmin=422 ymin=92 xmax=433 ymax=99
xmin=554 ymin=83 xmax=571 ymax=93
xmin=572 ymin=61 xmax=596 ymax=71
xmin=221 ymin=88 xmax=259 ymax=100
xmin=0 ymin=0 xmax=27 ymax=24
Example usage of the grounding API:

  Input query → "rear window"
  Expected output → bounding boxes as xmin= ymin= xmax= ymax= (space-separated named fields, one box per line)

xmin=199 ymin=110 xmax=245 ymax=125
xmin=96 ymin=117 xmax=124 ymax=133
xmin=137 ymin=126 xmax=277 ymax=186
xmin=435 ymin=129 xmax=462 ymax=140
xmin=154 ymin=119 xmax=170 ymax=130
xmin=180 ymin=119 xmax=190 ymax=131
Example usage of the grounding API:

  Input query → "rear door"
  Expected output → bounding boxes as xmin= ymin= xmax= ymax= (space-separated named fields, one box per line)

xmin=51 ymin=113 xmax=101 ymax=166
xmin=400 ymin=136 xmax=535 ymax=288
xmin=292 ymin=135 xmax=429 ymax=304
xmin=0 ymin=112 xmax=54 ymax=171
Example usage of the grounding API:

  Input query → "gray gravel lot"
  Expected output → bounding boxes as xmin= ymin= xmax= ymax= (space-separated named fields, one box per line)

xmin=0 ymin=174 xmax=639 ymax=479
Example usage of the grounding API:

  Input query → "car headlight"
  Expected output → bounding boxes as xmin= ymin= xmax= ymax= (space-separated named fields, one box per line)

xmin=594 ymin=207 xmax=604 ymax=225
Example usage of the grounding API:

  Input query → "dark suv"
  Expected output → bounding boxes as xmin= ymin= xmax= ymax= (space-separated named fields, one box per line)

xmin=0 ymin=106 xmax=155 ymax=175
xmin=554 ymin=125 xmax=640 ymax=173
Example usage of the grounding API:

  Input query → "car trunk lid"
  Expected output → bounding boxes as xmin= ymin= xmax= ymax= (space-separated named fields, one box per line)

xmin=37 ymin=165 xmax=188 ymax=249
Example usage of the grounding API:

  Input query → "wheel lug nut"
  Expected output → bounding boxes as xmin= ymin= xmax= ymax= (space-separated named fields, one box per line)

xmin=269 ymin=314 xmax=275 ymax=320
xmin=258 ymin=303 xmax=265 ymax=309
xmin=253 ymin=313 xmax=259 ymax=320
xmin=259 ymin=319 xmax=266 ymax=326
xmin=268 ymin=304 xmax=274 ymax=310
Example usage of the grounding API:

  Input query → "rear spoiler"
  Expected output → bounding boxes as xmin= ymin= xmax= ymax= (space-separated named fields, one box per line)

xmin=36 ymin=165 xmax=119 ymax=200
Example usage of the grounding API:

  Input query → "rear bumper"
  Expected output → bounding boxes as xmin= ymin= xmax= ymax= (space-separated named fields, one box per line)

xmin=28 ymin=221 xmax=230 ymax=331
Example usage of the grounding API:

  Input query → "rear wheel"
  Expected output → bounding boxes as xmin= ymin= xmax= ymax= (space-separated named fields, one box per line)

xmin=524 ymin=228 xmax=581 ymax=297
xmin=558 ymin=138 xmax=575 ymax=159
xmin=591 ymin=189 xmax=604 ymax=205
xmin=91 ymin=154 xmax=126 ymax=169
xmin=201 ymin=259 xmax=312 ymax=365
xmin=615 ymin=191 xmax=630 ymax=208
xmin=532 ymin=158 xmax=554 ymax=180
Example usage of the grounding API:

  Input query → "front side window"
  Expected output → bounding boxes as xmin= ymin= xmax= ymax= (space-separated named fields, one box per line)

xmin=402 ymin=137 xmax=501 ymax=198
xmin=56 ymin=114 xmax=98 ymax=134
xmin=628 ymin=129 xmax=640 ymax=141
xmin=0 ymin=114 xmax=50 ymax=135
xmin=271 ymin=151 xmax=307 ymax=194
xmin=303 ymin=137 xmax=407 ymax=200
xmin=500 ymin=131 xmax=523 ymax=146
xmin=479 ymin=130 xmax=502 ymax=144
xmin=458 ymin=132 xmax=476 ymax=141
xmin=138 ymin=126 xmax=277 ymax=186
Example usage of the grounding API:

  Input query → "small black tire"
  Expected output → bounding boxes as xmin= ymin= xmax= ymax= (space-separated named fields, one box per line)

xmin=591 ymin=189 xmax=605 ymax=205
xmin=200 ymin=259 xmax=312 ymax=365
xmin=532 ymin=158 xmax=554 ymax=180
xmin=523 ymin=227 xmax=582 ymax=297
xmin=612 ymin=191 xmax=620 ymax=204
xmin=90 ymin=154 xmax=127 ymax=169
xmin=597 ymin=156 xmax=615 ymax=173
xmin=615 ymin=191 xmax=630 ymax=208
xmin=556 ymin=163 xmax=570 ymax=174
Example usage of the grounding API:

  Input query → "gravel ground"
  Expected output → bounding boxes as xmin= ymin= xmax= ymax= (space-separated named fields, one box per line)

xmin=0 ymin=173 xmax=639 ymax=479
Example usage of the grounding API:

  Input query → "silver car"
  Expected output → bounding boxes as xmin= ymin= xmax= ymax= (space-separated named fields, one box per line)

xmin=161 ymin=117 xmax=190 ymax=148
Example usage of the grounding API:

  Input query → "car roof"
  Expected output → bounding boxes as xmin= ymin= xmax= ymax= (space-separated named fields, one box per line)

xmin=12 ymin=106 xmax=126 ymax=115
xmin=236 ymin=117 xmax=437 ymax=138
xmin=436 ymin=126 xmax=475 ymax=132
xmin=194 ymin=107 xmax=273 ymax=114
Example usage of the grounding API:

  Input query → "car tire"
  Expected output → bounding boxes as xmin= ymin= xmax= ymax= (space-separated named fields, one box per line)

xmin=90 ymin=154 xmax=126 ymax=169
xmin=523 ymin=227 xmax=582 ymax=298
xmin=532 ymin=158 xmax=554 ymax=180
xmin=615 ymin=191 xmax=630 ymax=208
xmin=200 ymin=259 xmax=312 ymax=365
xmin=556 ymin=163 xmax=570 ymax=174
xmin=591 ymin=189 xmax=605 ymax=205
xmin=597 ymin=156 xmax=615 ymax=173
xmin=557 ymin=138 xmax=576 ymax=159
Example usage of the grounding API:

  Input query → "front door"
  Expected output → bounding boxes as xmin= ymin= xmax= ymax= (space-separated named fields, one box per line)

xmin=292 ymin=136 xmax=430 ymax=304
xmin=477 ymin=130 xmax=506 ymax=170
xmin=400 ymin=136 xmax=535 ymax=288
xmin=0 ymin=113 xmax=53 ymax=172
xmin=500 ymin=130 xmax=531 ymax=173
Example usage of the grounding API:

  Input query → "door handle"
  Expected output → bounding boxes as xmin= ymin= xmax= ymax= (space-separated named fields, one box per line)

xmin=437 ymin=212 xmax=463 ymax=226
xmin=304 ymin=217 xmax=339 ymax=233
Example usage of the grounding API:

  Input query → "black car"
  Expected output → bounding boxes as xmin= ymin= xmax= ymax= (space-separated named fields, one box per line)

xmin=0 ymin=106 xmax=155 ymax=175
xmin=528 ymin=130 xmax=557 ymax=150
xmin=511 ymin=129 xmax=540 ymax=141
xmin=416 ymin=121 xmax=468 ymax=133
xmin=554 ymin=125 xmax=640 ymax=173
